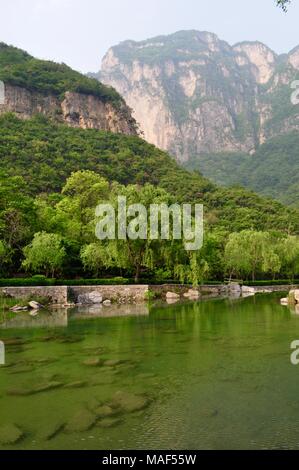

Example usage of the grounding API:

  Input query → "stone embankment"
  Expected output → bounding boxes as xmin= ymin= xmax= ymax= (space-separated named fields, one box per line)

xmin=0 ymin=283 xmax=293 ymax=306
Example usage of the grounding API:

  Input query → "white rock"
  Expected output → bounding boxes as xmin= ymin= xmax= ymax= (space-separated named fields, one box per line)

xmin=294 ymin=290 xmax=299 ymax=302
xmin=29 ymin=301 xmax=43 ymax=309
xmin=103 ymin=300 xmax=112 ymax=306
xmin=89 ymin=292 xmax=103 ymax=304
xmin=280 ymin=298 xmax=288 ymax=306
xmin=242 ymin=286 xmax=256 ymax=294
xmin=77 ymin=292 xmax=103 ymax=305
xmin=166 ymin=292 xmax=180 ymax=300
xmin=10 ymin=305 xmax=28 ymax=312
xmin=184 ymin=289 xmax=200 ymax=299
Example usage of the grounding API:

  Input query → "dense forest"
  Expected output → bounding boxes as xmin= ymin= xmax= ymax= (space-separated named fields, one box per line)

xmin=186 ymin=132 xmax=299 ymax=207
xmin=1 ymin=113 xmax=299 ymax=283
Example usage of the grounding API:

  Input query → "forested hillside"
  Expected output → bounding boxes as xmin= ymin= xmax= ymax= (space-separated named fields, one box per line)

xmin=1 ymin=113 xmax=299 ymax=282
xmin=186 ymin=132 xmax=299 ymax=207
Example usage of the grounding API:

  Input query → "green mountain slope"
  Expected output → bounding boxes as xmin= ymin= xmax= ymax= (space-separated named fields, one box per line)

xmin=185 ymin=132 xmax=299 ymax=207
xmin=0 ymin=113 xmax=298 ymax=234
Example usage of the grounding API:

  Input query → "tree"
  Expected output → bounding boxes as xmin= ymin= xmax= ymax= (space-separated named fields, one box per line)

xmin=277 ymin=236 xmax=299 ymax=282
xmin=277 ymin=0 xmax=291 ymax=11
xmin=93 ymin=183 xmax=174 ymax=283
xmin=22 ymin=232 xmax=66 ymax=277
xmin=224 ymin=230 xmax=281 ymax=281
xmin=0 ymin=172 xmax=36 ymax=249
xmin=58 ymin=170 xmax=110 ymax=245
xmin=80 ymin=242 xmax=119 ymax=277
xmin=0 ymin=240 xmax=11 ymax=276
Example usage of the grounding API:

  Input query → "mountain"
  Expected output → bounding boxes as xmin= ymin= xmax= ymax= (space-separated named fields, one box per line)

xmin=0 ymin=42 xmax=298 ymax=236
xmin=0 ymin=43 xmax=137 ymax=135
xmin=97 ymin=30 xmax=299 ymax=162
xmin=1 ymin=43 xmax=299 ymax=280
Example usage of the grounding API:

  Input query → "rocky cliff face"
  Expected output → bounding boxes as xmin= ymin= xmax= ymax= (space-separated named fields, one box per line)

xmin=0 ymin=82 xmax=137 ymax=135
xmin=98 ymin=31 xmax=299 ymax=162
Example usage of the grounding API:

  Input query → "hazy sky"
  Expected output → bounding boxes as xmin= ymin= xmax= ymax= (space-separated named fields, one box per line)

xmin=1 ymin=0 xmax=299 ymax=73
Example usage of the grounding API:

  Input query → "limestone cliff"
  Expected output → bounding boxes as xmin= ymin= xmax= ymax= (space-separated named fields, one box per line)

xmin=0 ymin=42 xmax=137 ymax=136
xmin=0 ymin=83 xmax=137 ymax=135
xmin=98 ymin=31 xmax=299 ymax=162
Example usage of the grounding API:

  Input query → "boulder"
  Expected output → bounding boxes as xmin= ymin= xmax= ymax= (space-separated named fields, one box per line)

xmin=29 ymin=301 xmax=43 ymax=310
xmin=111 ymin=391 xmax=150 ymax=413
xmin=77 ymin=291 xmax=103 ymax=305
xmin=10 ymin=305 xmax=28 ymax=312
xmin=65 ymin=409 xmax=96 ymax=433
xmin=166 ymin=292 xmax=180 ymax=300
xmin=0 ymin=424 xmax=24 ymax=445
xmin=103 ymin=300 xmax=112 ymax=306
xmin=184 ymin=289 xmax=200 ymax=299
xmin=7 ymin=381 xmax=63 ymax=396
xmin=280 ymin=298 xmax=288 ymax=306
xmin=95 ymin=405 xmax=119 ymax=418
xmin=82 ymin=357 xmax=102 ymax=367
xmin=288 ymin=290 xmax=297 ymax=305
xmin=294 ymin=290 xmax=299 ymax=302
xmin=242 ymin=286 xmax=256 ymax=295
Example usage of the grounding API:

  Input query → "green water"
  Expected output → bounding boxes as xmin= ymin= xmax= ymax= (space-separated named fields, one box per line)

xmin=1 ymin=293 xmax=299 ymax=450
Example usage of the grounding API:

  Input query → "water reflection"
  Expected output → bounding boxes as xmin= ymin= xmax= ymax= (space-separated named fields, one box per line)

xmin=0 ymin=303 xmax=150 ymax=330
xmin=0 ymin=293 xmax=298 ymax=450
xmin=0 ymin=310 xmax=68 ymax=329
xmin=69 ymin=303 xmax=149 ymax=319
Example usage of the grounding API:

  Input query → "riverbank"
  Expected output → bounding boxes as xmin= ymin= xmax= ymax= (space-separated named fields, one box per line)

xmin=0 ymin=283 xmax=293 ymax=308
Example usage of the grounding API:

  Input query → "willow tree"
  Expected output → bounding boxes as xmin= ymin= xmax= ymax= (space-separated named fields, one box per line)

xmin=22 ymin=232 xmax=66 ymax=278
xmin=83 ymin=181 xmax=207 ymax=284
xmin=224 ymin=230 xmax=281 ymax=281
xmin=57 ymin=170 xmax=110 ymax=245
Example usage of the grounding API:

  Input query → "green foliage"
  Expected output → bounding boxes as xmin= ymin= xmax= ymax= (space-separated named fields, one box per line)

xmin=0 ymin=114 xmax=297 ymax=235
xmin=277 ymin=0 xmax=291 ymax=11
xmin=0 ymin=43 xmax=124 ymax=107
xmin=22 ymin=232 xmax=66 ymax=278
xmin=186 ymin=132 xmax=299 ymax=207
xmin=224 ymin=230 xmax=299 ymax=281
xmin=0 ymin=278 xmax=130 ymax=287
xmin=0 ymin=114 xmax=299 ymax=282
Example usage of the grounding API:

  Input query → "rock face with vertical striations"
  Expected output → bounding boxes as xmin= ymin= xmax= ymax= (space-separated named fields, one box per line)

xmin=97 ymin=30 xmax=299 ymax=163
xmin=0 ymin=43 xmax=137 ymax=136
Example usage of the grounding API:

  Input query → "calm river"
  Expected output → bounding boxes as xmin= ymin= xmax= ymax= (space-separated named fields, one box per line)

xmin=1 ymin=293 xmax=299 ymax=450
